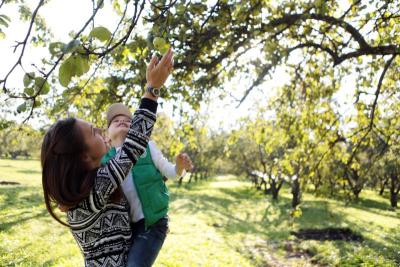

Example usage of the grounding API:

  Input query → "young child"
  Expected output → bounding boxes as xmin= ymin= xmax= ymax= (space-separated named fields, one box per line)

xmin=102 ymin=102 xmax=193 ymax=267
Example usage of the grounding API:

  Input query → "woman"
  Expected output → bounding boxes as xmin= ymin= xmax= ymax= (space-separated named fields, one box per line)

xmin=41 ymin=49 xmax=173 ymax=266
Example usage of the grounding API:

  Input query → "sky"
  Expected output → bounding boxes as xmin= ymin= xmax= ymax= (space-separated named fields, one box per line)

xmin=0 ymin=0 xmax=356 ymax=131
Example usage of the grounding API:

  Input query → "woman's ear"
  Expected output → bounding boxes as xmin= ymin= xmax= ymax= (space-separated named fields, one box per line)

xmin=80 ymin=152 xmax=94 ymax=169
xmin=81 ymin=152 xmax=89 ymax=161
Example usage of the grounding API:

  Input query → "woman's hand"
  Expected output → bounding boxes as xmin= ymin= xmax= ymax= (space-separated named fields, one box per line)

xmin=146 ymin=48 xmax=174 ymax=89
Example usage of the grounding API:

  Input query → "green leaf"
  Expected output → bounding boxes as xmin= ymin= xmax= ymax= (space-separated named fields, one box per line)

xmin=34 ymin=77 xmax=50 ymax=95
xmin=17 ymin=103 xmax=27 ymax=113
xmin=23 ymin=72 xmax=35 ymax=87
xmin=33 ymin=98 xmax=42 ymax=108
xmin=71 ymin=55 xmax=90 ymax=76
xmin=0 ymin=15 xmax=10 ymax=22
xmin=112 ymin=0 xmax=122 ymax=15
xmin=0 ymin=30 xmax=5 ymax=40
xmin=49 ymin=42 xmax=66 ymax=56
xmin=77 ymin=46 xmax=86 ymax=54
xmin=63 ymin=40 xmax=81 ymax=54
xmin=59 ymin=58 xmax=73 ymax=87
xmin=176 ymin=4 xmax=185 ymax=14
xmin=24 ymin=87 xmax=35 ymax=96
xmin=89 ymin=26 xmax=111 ymax=42
xmin=0 ymin=17 xmax=9 ymax=28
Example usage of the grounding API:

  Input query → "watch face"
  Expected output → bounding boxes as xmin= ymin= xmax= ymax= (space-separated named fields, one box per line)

xmin=147 ymin=86 xmax=160 ymax=97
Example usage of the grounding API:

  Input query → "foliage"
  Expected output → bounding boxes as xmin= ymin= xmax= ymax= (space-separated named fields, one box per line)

xmin=0 ymin=119 xmax=42 ymax=159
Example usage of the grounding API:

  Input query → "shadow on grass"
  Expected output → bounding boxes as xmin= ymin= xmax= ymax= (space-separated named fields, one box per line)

xmin=333 ymin=212 xmax=400 ymax=265
xmin=0 ymin=185 xmax=47 ymax=232
xmin=170 ymin=180 xmax=399 ymax=266
xmin=320 ymin=193 xmax=400 ymax=220
xmin=0 ymin=209 xmax=48 ymax=232
xmin=17 ymin=169 xmax=41 ymax=175
xmin=347 ymin=198 xmax=399 ymax=219
xmin=0 ymin=185 xmax=43 ymax=208
xmin=170 ymin=185 xmax=294 ymax=239
xmin=282 ymin=196 xmax=399 ymax=265
xmin=0 ymin=164 xmax=13 ymax=168
xmin=299 ymin=200 xmax=397 ymax=241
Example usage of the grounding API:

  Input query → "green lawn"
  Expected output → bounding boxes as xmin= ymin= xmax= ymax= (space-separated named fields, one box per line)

xmin=0 ymin=158 xmax=399 ymax=266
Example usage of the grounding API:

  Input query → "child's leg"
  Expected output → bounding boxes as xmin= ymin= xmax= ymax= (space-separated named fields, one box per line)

xmin=127 ymin=217 xmax=168 ymax=267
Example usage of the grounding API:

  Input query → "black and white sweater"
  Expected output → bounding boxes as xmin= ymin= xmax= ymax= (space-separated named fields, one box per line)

xmin=67 ymin=98 xmax=157 ymax=267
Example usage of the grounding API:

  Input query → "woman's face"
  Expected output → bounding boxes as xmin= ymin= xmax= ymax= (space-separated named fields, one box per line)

xmin=75 ymin=119 xmax=108 ymax=169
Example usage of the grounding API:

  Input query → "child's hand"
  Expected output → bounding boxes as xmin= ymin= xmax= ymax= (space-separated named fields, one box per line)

xmin=176 ymin=153 xmax=194 ymax=174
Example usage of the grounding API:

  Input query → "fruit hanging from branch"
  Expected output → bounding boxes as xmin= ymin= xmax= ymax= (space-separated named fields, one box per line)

xmin=153 ymin=37 xmax=170 ymax=54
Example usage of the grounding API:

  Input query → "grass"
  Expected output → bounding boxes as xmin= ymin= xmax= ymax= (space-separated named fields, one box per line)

xmin=0 ymin=159 xmax=82 ymax=266
xmin=0 ymin=158 xmax=399 ymax=266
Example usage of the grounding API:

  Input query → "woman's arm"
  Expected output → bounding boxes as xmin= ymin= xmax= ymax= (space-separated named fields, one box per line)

xmin=89 ymin=49 xmax=174 ymax=211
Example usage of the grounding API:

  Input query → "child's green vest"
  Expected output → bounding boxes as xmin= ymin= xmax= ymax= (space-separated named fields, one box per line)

xmin=101 ymin=145 xmax=169 ymax=228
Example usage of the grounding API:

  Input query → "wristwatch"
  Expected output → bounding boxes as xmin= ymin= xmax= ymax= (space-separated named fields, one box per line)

xmin=146 ymin=86 xmax=160 ymax=98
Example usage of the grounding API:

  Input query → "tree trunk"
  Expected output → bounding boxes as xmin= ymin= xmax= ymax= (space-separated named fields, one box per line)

xmin=253 ymin=176 xmax=259 ymax=188
xmin=11 ymin=151 xmax=18 ymax=159
xmin=390 ymin=174 xmax=399 ymax=209
xmin=379 ymin=184 xmax=386 ymax=195
xmin=379 ymin=178 xmax=388 ymax=196
xmin=347 ymin=169 xmax=363 ymax=201
xmin=291 ymin=178 xmax=301 ymax=208
xmin=260 ymin=179 xmax=266 ymax=192
xmin=353 ymin=189 xmax=361 ymax=201
xmin=271 ymin=179 xmax=283 ymax=200
xmin=390 ymin=193 xmax=398 ymax=209
xmin=264 ymin=181 xmax=269 ymax=194
xmin=178 ymin=176 xmax=184 ymax=186
xmin=328 ymin=176 xmax=336 ymax=197
xmin=271 ymin=179 xmax=278 ymax=200
xmin=271 ymin=184 xmax=279 ymax=200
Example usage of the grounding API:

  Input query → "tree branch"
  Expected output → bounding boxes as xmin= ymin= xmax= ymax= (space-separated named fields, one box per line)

xmin=287 ymin=42 xmax=340 ymax=64
xmin=1 ymin=0 xmax=45 ymax=94
xmin=336 ymin=45 xmax=399 ymax=65
xmin=369 ymin=54 xmax=396 ymax=129
xmin=0 ymin=0 xmax=6 ymax=10
xmin=82 ymin=0 xmax=146 ymax=57
xmin=236 ymin=63 xmax=273 ymax=107
xmin=200 ymin=0 xmax=219 ymax=33
xmin=268 ymin=13 xmax=370 ymax=49
xmin=345 ymin=54 xmax=396 ymax=167
xmin=265 ymin=12 xmax=400 ymax=66
xmin=21 ymin=0 xmax=108 ymax=123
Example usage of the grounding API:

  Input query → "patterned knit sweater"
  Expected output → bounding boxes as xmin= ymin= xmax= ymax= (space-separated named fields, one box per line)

xmin=67 ymin=98 xmax=157 ymax=267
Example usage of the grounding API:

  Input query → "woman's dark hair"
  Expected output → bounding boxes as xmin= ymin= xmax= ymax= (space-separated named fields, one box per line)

xmin=41 ymin=118 xmax=95 ymax=226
